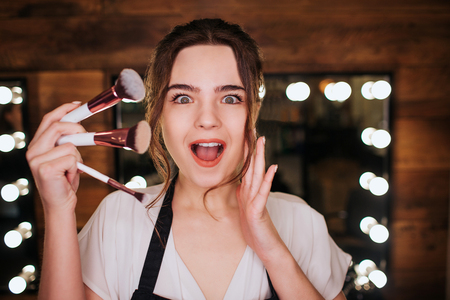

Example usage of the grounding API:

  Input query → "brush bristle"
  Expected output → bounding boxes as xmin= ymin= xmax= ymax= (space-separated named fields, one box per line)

xmin=115 ymin=69 xmax=145 ymax=101
xmin=126 ymin=120 xmax=151 ymax=154
xmin=134 ymin=192 xmax=146 ymax=202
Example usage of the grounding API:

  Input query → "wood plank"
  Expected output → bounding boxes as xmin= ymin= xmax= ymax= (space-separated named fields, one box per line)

xmin=391 ymin=170 xmax=449 ymax=220
xmin=394 ymin=67 xmax=450 ymax=102
xmin=0 ymin=0 xmax=102 ymax=18
xmin=390 ymin=219 xmax=447 ymax=271
xmin=392 ymin=118 xmax=450 ymax=171
xmin=385 ymin=269 xmax=446 ymax=300
xmin=0 ymin=11 xmax=449 ymax=71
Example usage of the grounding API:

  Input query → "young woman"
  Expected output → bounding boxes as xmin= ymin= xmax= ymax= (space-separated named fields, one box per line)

xmin=27 ymin=19 xmax=351 ymax=300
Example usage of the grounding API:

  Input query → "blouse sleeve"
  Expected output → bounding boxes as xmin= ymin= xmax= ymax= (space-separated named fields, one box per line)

xmin=78 ymin=194 xmax=112 ymax=300
xmin=267 ymin=192 xmax=352 ymax=300
xmin=306 ymin=209 xmax=351 ymax=299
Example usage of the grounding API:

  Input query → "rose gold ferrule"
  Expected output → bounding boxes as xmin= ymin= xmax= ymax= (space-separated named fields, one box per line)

xmin=87 ymin=86 xmax=121 ymax=114
xmin=93 ymin=128 xmax=129 ymax=148
xmin=107 ymin=178 xmax=136 ymax=195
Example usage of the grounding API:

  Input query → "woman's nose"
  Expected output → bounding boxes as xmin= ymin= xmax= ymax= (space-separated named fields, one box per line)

xmin=194 ymin=102 xmax=221 ymax=130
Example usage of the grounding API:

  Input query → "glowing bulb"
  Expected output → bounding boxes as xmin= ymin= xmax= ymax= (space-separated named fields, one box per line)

xmin=371 ymin=129 xmax=391 ymax=149
xmin=361 ymin=127 xmax=376 ymax=146
xmin=333 ymin=81 xmax=352 ymax=102
xmin=125 ymin=175 xmax=147 ymax=189
xmin=0 ymin=86 xmax=13 ymax=105
xmin=12 ymin=96 xmax=23 ymax=104
xmin=359 ymin=172 xmax=376 ymax=190
xmin=369 ymin=224 xmax=389 ymax=243
xmin=4 ymin=230 xmax=23 ymax=248
xmin=324 ymin=83 xmax=336 ymax=101
xmin=9 ymin=276 xmax=27 ymax=294
xmin=2 ymin=184 xmax=20 ymax=202
xmin=0 ymin=134 xmax=15 ymax=152
xmin=259 ymin=85 xmax=266 ymax=99
xmin=23 ymin=265 xmax=35 ymax=273
xmin=358 ymin=259 xmax=377 ymax=276
xmin=12 ymin=132 xmax=26 ymax=149
xmin=369 ymin=177 xmax=389 ymax=196
xmin=369 ymin=270 xmax=387 ymax=288
xmin=11 ymin=87 xmax=23 ymax=94
xmin=356 ymin=275 xmax=369 ymax=286
xmin=372 ymin=80 xmax=391 ymax=99
xmin=361 ymin=81 xmax=375 ymax=100
xmin=360 ymin=216 xmax=378 ymax=234
xmin=286 ymin=82 xmax=310 ymax=101
xmin=324 ymin=82 xmax=351 ymax=102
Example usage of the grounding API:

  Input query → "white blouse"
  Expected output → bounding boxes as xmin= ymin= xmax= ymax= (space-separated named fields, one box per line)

xmin=78 ymin=183 xmax=351 ymax=300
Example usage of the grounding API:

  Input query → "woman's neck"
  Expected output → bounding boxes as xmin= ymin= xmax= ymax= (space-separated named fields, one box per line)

xmin=173 ymin=173 xmax=239 ymax=214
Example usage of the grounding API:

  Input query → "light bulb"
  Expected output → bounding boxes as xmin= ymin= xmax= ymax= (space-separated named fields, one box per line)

xmin=360 ymin=216 xmax=378 ymax=234
xmin=286 ymin=82 xmax=310 ymax=101
xmin=369 ymin=270 xmax=387 ymax=288
xmin=369 ymin=224 xmax=389 ymax=243
xmin=369 ymin=177 xmax=389 ymax=196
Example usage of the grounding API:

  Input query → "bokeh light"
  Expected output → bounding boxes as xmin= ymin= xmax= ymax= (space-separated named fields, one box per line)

xmin=361 ymin=81 xmax=375 ymax=100
xmin=371 ymin=129 xmax=391 ymax=149
xmin=0 ymin=134 xmax=16 ymax=152
xmin=8 ymin=276 xmax=27 ymax=294
xmin=358 ymin=259 xmax=377 ymax=276
xmin=369 ymin=224 xmax=389 ymax=243
xmin=372 ymin=80 xmax=392 ymax=100
xmin=360 ymin=216 xmax=378 ymax=234
xmin=369 ymin=177 xmax=389 ymax=196
xmin=286 ymin=82 xmax=310 ymax=101
xmin=4 ymin=230 xmax=23 ymax=248
xmin=125 ymin=175 xmax=147 ymax=189
xmin=1 ymin=183 xmax=20 ymax=202
xmin=259 ymin=85 xmax=266 ymax=99
xmin=0 ymin=86 xmax=13 ymax=105
xmin=359 ymin=172 xmax=376 ymax=190
xmin=369 ymin=270 xmax=387 ymax=288
xmin=324 ymin=81 xmax=351 ymax=102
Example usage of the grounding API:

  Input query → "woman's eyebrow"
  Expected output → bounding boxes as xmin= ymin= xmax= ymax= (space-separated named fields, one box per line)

xmin=215 ymin=85 xmax=246 ymax=93
xmin=167 ymin=84 xmax=200 ymax=93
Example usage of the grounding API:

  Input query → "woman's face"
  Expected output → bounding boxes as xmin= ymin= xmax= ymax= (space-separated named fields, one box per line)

xmin=161 ymin=45 xmax=247 ymax=189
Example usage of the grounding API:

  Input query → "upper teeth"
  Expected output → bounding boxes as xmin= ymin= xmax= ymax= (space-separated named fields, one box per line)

xmin=197 ymin=143 xmax=222 ymax=147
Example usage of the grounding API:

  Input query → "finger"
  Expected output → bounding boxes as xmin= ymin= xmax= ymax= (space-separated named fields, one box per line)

xmin=28 ymin=143 xmax=83 ymax=175
xmin=27 ymin=121 xmax=86 ymax=159
xmin=250 ymin=136 xmax=266 ymax=196
xmin=29 ymin=102 xmax=82 ymax=147
xmin=254 ymin=164 xmax=278 ymax=209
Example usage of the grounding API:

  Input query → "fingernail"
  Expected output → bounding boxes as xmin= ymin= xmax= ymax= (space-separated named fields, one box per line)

xmin=274 ymin=164 xmax=278 ymax=173
xmin=72 ymin=101 xmax=82 ymax=105
xmin=262 ymin=136 xmax=266 ymax=145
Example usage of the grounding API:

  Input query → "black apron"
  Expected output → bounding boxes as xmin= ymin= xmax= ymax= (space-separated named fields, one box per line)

xmin=131 ymin=179 xmax=279 ymax=300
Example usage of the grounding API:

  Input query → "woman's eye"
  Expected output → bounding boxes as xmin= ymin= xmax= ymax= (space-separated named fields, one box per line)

xmin=222 ymin=95 xmax=240 ymax=104
xmin=175 ymin=95 xmax=192 ymax=104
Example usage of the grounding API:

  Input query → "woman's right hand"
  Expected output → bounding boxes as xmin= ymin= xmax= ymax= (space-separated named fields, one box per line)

xmin=26 ymin=102 xmax=86 ymax=214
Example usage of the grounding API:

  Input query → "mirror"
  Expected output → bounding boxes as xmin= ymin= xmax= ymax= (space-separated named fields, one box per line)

xmin=0 ymin=80 xmax=39 ymax=295
xmin=115 ymin=73 xmax=392 ymax=298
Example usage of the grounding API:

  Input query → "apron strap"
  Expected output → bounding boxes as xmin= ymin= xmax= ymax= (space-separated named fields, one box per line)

xmin=134 ymin=178 xmax=175 ymax=295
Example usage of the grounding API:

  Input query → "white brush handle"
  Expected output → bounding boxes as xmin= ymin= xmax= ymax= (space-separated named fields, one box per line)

xmin=76 ymin=162 xmax=109 ymax=183
xmin=60 ymin=103 xmax=92 ymax=123
xmin=57 ymin=133 xmax=95 ymax=146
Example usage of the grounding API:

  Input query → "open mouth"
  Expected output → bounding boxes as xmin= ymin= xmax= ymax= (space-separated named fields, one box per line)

xmin=191 ymin=142 xmax=224 ymax=161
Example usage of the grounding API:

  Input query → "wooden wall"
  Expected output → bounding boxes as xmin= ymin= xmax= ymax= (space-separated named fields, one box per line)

xmin=1 ymin=1 xmax=449 ymax=299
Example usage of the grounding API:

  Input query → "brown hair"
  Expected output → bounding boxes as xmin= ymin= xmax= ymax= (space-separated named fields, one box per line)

xmin=144 ymin=18 xmax=264 ymax=207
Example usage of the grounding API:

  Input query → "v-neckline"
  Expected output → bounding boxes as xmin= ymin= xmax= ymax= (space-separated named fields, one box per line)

xmin=155 ymin=228 xmax=251 ymax=300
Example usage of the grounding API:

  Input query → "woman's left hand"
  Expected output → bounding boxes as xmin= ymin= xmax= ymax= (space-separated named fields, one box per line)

xmin=236 ymin=136 xmax=283 ymax=261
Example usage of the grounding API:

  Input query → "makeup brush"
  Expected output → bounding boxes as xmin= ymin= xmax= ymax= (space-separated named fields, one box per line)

xmin=60 ymin=68 xmax=145 ymax=123
xmin=57 ymin=121 xmax=151 ymax=154
xmin=77 ymin=162 xmax=146 ymax=202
